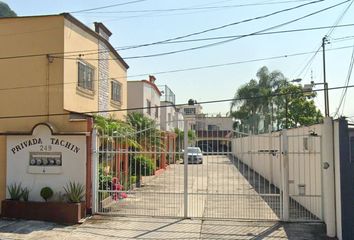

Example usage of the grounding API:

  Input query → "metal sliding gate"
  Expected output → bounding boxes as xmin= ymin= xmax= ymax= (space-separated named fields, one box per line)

xmin=92 ymin=118 xmax=323 ymax=222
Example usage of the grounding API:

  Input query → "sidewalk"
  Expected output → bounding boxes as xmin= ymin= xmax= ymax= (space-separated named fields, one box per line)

xmin=0 ymin=216 xmax=328 ymax=240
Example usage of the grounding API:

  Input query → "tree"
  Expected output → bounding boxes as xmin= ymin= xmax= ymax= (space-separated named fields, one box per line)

xmin=231 ymin=67 xmax=287 ymax=133
xmin=276 ymin=84 xmax=323 ymax=128
xmin=126 ymin=112 xmax=164 ymax=187
xmin=126 ymin=112 xmax=164 ymax=151
xmin=174 ymin=128 xmax=196 ymax=151
xmin=0 ymin=2 xmax=17 ymax=17
xmin=230 ymin=66 xmax=323 ymax=132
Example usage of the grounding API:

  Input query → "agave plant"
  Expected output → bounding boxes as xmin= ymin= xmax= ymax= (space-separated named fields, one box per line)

xmin=7 ymin=183 xmax=22 ymax=200
xmin=63 ymin=182 xmax=85 ymax=203
xmin=21 ymin=187 xmax=30 ymax=201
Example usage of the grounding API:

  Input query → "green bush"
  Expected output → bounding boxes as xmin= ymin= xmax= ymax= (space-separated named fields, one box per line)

xmin=40 ymin=187 xmax=53 ymax=202
xmin=130 ymin=155 xmax=155 ymax=176
xmin=7 ymin=183 xmax=22 ymax=200
xmin=64 ymin=182 xmax=85 ymax=203
xmin=98 ymin=165 xmax=113 ymax=190
xmin=21 ymin=187 xmax=30 ymax=201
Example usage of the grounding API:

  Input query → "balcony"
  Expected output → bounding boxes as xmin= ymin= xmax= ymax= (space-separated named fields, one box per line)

xmin=158 ymin=85 xmax=175 ymax=105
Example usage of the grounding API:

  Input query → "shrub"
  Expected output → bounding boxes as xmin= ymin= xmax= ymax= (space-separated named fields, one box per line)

xmin=99 ymin=165 xmax=113 ymax=190
xmin=64 ymin=182 xmax=85 ymax=203
xmin=21 ymin=187 xmax=30 ymax=201
xmin=7 ymin=183 xmax=22 ymax=200
xmin=40 ymin=187 xmax=53 ymax=202
xmin=130 ymin=155 xmax=155 ymax=176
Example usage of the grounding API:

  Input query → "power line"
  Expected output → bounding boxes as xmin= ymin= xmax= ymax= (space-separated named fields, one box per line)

xmin=74 ymin=0 xmax=316 ymax=14
xmin=294 ymin=0 xmax=353 ymax=79
xmin=0 ymin=1 xmax=341 ymax=61
xmin=57 ymin=0 xmax=349 ymax=61
xmin=117 ymin=24 xmax=354 ymax=49
xmin=0 ymin=84 xmax=353 ymax=120
xmin=334 ymin=40 xmax=354 ymax=117
xmin=1 ymin=45 xmax=352 ymax=92
xmin=2 ymin=23 xmax=354 ymax=61
xmin=66 ymin=0 xmax=324 ymax=57
xmin=69 ymin=0 xmax=148 ymax=14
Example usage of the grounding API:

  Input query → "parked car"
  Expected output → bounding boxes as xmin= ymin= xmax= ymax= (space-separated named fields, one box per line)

xmin=184 ymin=147 xmax=203 ymax=164
xmin=198 ymin=144 xmax=213 ymax=155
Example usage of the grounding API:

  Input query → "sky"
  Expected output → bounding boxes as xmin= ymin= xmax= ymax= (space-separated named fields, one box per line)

xmin=4 ymin=0 xmax=354 ymax=120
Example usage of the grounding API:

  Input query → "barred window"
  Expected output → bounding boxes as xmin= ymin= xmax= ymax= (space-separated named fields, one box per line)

xmin=111 ymin=80 xmax=121 ymax=102
xmin=78 ymin=61 xmax=94 ymax=90
xmin=184 ymin=108 xmax=196 ymax=115
xmin=147 ymin=100 xmax=151 ymax=115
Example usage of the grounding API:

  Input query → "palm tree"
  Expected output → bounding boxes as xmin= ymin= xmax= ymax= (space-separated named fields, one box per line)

xmin=126 ymin=112 xmax=165 ymax=187
xmin=126 ymin=112 xmax=164 ymax=151
xmin=230 ymin=66 xmax=286 ymax=133
xmin=94 ymin=115 xmax=139 ymax=190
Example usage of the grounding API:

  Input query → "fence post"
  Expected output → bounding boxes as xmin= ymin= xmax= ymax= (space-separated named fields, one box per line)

xmin=183 ymin=119 xmax=189 ymax=218
xmin=91 ymin=129 xmax=98 ymax=214
xmin=281 ymin=129 xmax=289 ymax=221
xmin=322 ymin=117 xmax=336 ymax=237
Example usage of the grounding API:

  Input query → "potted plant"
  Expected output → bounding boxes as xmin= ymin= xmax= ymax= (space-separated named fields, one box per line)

xmin=40 ymin=187 xmax=53 ymax=202
xmin=1 ymin=182 xmax=86 ymax=224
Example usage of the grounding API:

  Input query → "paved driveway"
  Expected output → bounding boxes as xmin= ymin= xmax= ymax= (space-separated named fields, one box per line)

xmin=108 ymin=155 xmax=278 ymax=220
xmin=0 ymin=155 xmax=328 ymax=239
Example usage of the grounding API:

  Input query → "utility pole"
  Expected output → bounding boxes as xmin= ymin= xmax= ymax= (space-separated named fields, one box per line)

xmin=322 ymin=36 xmax=330 ymax=117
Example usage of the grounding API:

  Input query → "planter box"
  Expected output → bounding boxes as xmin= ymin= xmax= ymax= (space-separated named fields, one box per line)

xmin=1 ymin=200 xmax=86 ymax=225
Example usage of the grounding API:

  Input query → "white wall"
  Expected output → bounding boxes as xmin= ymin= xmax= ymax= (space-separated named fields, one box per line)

xmin=232 ymin=124 xmax=323 ymax=219
xmin=6 ymin=124 xmax=86 ymax=202
xmin=160 ymin=101 xmax=176 ymax=132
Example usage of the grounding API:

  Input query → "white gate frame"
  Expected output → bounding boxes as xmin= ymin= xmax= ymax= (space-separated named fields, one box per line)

xmin=281 ymin=129 xmax=289 ymax=221
xmin=183 ymin=119 xmax=188 ymax=218
xmin=92 ymin=128 xmax=98 ymax=214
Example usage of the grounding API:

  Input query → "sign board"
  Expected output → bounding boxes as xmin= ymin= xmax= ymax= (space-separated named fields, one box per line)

xmin=6 ymin=124 xmax=86 ymax=201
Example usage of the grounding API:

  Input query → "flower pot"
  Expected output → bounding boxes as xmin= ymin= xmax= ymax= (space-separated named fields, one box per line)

xmin=1 ymin=200 xmax=86 ymax=225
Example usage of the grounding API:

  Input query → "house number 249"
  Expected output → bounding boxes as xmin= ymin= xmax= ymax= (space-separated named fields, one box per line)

xmin=39 ymin=145 xmax=52 ymax=152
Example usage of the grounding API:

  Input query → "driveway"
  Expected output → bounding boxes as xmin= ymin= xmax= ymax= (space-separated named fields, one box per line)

xmin=108 ymin=155 xmax=278 ymax=220
xmin=0 ymin=155 xmax=328 ymax=239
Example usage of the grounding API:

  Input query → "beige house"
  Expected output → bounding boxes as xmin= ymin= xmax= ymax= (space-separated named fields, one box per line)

xmin=127 ymin=76 xmax=161 ymax=127
xmin=0 ymin=13 xmax=129 ymax=213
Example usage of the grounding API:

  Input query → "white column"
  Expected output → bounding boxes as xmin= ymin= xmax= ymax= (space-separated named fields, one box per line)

xmin=322 ymin=117 xmax=336 ymax=237
xmin=281 ymin=129 xmax=289 ymax=221
xmin=183 ymin=119 xmax=189 ymax=218
xmin=91 ymin=129 xmax=98 ymax=214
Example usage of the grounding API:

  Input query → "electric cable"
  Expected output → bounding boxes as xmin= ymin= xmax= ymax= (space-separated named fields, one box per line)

xmin=0 ymin=45 xmax=352 ymax=92
xmin=0 ymin=84 xmax=352 ymax=120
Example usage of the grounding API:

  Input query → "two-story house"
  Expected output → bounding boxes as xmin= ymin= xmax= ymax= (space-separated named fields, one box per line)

xmin=127 ymin=76 xmax=161 ymax=127
xmin=0 ymin=13 xmax=128 ymax=214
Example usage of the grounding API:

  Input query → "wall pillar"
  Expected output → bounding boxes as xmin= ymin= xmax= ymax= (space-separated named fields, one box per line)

xmin=86 ymin=117 xmax=93 ymax=214
xmin=322 ymin=117 xmax=336 ymax=237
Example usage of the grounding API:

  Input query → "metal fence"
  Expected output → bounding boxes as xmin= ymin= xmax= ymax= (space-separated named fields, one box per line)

xmin=92 ymin=117 xmax=322 ymax=221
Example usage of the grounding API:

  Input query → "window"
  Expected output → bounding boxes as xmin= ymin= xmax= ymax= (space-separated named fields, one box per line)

xmin=168 ymin=113 xmax=172 ymax=123
xmin=155 ymin=105 xmax=159 ymax=118
xmin=184 ymin=108 xmax=196 ymax=115
xmin=78 ymin=61 xmax=94 ymax=90
xmin=147 ymin=100 xmax=151 ymax=115
xmin=111 ymin=80 xmax=121 ymax=102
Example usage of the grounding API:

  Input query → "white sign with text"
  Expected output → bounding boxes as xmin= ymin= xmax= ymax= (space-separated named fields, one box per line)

xmin=6 ymin=124 xmax=86 ymax=201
